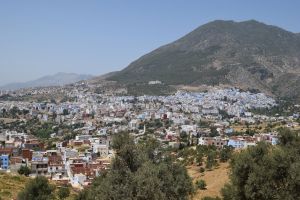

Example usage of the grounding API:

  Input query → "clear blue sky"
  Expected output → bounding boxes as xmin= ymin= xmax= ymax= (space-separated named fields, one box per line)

xmin=0 ymin=0 xmax=299 ymax=85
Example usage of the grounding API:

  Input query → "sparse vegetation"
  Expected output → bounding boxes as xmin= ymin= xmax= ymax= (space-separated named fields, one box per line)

xmin=0 ymin=172 xmax=29 ymax=199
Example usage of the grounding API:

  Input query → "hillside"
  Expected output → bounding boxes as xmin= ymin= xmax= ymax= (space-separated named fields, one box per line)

xmin=0 ymin=172 xmax=29 ymax=199
xmin=0 ymin=172 xmax=78 ymax=200
xmin=188 ymin=163 xmax=229 ymax=199
xmin=1 ymin=72 xmax=93 ymax=90
xmin=108 ymin=20 xmax=300 ymax=99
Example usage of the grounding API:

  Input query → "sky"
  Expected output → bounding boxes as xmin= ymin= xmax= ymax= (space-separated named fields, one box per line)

xmin=0 ymin=0 xmax=300 ymax=85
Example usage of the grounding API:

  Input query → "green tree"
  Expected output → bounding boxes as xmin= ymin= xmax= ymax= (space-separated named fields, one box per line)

xmin=206 ymin=151 xmax=217 ymax=170
xmin=62 ymin=109 xmax=69 ymax=116
xmin=18 ymin=165 xmax=31 ymax=176
xmin=209 ymin=127 xmax=219 ymax=137
xmin=79 ymin=132 xmax=194 ymax=200
xmin=57 ymin=186 xmax=70 ymax=200
xmin=75 ymin=189 xmax=90 ymax=200
xmin=196 ymin=154 xmax=204 ymax=166
xmin=221 ymin=129 xmax=300 ymax=200
xmin=18 ymin=176 xmax=55 ymax=200
xmin=219 ymin=146 xmax=233 ymax=162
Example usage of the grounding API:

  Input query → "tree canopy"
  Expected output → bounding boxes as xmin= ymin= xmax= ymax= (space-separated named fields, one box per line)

xmin=221 ymin=128 xmax=300 ymax=200
xmin=18 ymin=176 xmax=55 ymax=200
xmin=77 ymin=133 xmax=194 ymax=200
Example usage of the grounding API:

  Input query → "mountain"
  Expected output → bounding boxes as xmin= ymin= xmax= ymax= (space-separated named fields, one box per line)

xmin=88 ymin=71 xmax=119 ymax=84
xmin=1 ymin=72 xmax=93 ymax=90
xmin=108 ymin=20 xmax=300 ymax=99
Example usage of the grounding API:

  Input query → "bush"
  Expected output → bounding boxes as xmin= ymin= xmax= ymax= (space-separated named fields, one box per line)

xmin=18 ymin=165 xmax=31 ymax=176
xmin=18 ymin=176 xmax=55 ymax=200
xmin=196 ymin=179 xmax=207 ymax=190
xmin=57 ymin=186 xmax=70 ymax=199
xmin=219 ymin=146 xmax=233 ymax=162
xmin=199 ymin=167 xmax=205 ymax=173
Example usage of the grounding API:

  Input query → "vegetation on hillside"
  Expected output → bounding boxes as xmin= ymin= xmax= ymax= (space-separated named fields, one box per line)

xmin=17 ymin=176 xmax=73 ymax=200
xmin=76 ymin=133 xmax=194 ymax=200
xmin=177 ymin=144 xmax=234 ymax=169
xmin=0 ymin=173 xmax=29 ymax=199
xmin=127 ymin=83 xmax=176 ymax=96
xmin=10 ymin=127 xmax=300 ymax=200
xmin=221 ymin=128 xmax=300 ymax=200
xmin=18 ymin=176 xmax=56 ymax=200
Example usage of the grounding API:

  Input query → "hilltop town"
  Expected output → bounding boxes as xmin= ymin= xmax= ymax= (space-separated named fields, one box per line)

xmin=2 ymin=81 xmax=298 ymax=194
xmin=1 ymin=1 xmax=300 ymax=199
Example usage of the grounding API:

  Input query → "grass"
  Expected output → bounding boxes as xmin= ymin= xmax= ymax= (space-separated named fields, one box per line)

xmin=0 ymin=172 xmax=29 ymax=200
xmin=0 ymin=172 xmax=78 ymax=200
xmin=187 ymin=162 xmax=230 ymax=199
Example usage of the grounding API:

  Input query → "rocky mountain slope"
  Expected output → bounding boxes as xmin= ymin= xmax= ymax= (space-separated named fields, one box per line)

xmin=108 ymin=20 xmax=300 ymax=99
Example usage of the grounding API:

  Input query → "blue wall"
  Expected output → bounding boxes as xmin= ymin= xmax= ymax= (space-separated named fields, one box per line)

xmin=0 ymin=155 xmax=9 ymax=169
xmin=228 ymin=139 xmax=245 ymax=149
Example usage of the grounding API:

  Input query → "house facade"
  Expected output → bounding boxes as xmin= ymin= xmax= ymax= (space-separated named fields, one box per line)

xmin=0 ymin=154 xmax=9 ymax=170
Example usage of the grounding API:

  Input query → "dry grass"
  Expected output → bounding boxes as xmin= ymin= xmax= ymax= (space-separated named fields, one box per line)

xmin=0 ymin=172 xmax=78 ymax=200
xmin=0 ymin=118 xmax=18 ymax=124
xmin=0 ymin=172 xmax=29 ymax=200
xmin=187 ymin=162 xmax=230 ymax=200
xmin=232 ymin=122 xmax=300 ymax=132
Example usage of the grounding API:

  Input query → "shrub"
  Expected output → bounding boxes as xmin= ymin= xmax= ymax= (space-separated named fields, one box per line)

xmin=18 ymin=176 xmax=55 ymax=200
xmin=57 ymin=186 xmax=70 ymax=200
xmin=196 ymin=179 xmax=207 ymax=190
xmin=18 ymin=165 xmax=31 ymax=176
xmin=199 ymin=167 xmax=205 ymax=173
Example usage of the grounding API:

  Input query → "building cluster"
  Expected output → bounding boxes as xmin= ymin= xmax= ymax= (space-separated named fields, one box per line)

xmin=199 ymin=132 xmax=278 ymax=149
xmin=0 ymin=87 xmax=294 ymax=188
xmin=0 ymin=130 xmax=111 ymax=188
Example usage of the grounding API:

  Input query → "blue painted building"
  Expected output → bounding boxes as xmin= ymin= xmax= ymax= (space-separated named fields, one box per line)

xmin=0 ymin=154 xmax=9 ymax=170
xmin=271 ymin=137 xmax=279 ymax=145
xmin=227 ymin=139 xmax=245 ymax=149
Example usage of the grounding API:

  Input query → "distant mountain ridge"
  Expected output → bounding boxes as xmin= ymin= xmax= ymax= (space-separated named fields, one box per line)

xmin=1 ymin=72 xmax=93 ymax=90
xmin=108 ymin=20 xmax=300 ymax=99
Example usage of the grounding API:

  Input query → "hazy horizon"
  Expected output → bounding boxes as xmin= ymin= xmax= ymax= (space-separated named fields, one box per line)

xmin=1 ymin=0 xmax=300 ymax=85
xmin=0 ymin=72 xmax=94 ymax=86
